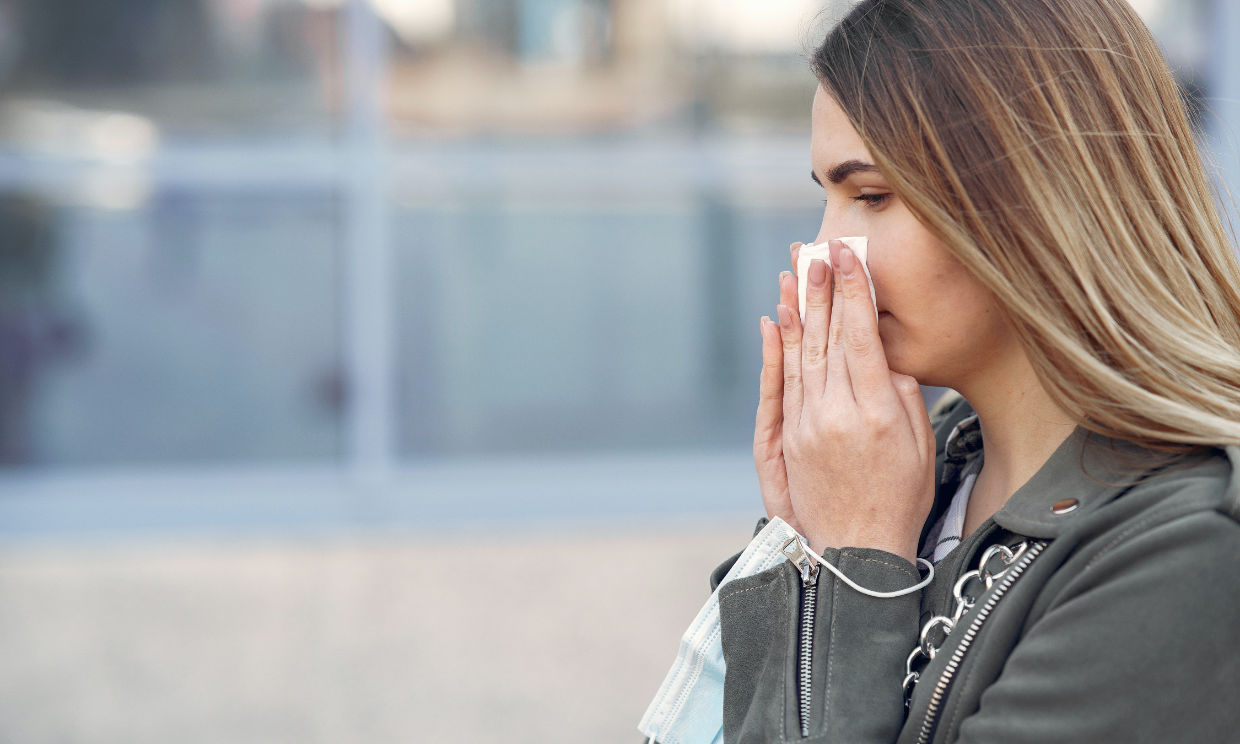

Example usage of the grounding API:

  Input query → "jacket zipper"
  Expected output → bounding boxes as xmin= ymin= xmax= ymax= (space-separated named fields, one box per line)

xmin=915 ymin=540 xmax=1048 ymax=744
xmin=783 ymin=537 xmax=820 ymax=738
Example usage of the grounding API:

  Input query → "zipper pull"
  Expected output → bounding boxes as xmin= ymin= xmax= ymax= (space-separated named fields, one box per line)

xmin=781 ymin=536 xmax=819 ymax=586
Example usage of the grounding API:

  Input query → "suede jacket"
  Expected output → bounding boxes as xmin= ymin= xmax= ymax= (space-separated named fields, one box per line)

xmin=712 ymin=392 xmax=1240 ymax=743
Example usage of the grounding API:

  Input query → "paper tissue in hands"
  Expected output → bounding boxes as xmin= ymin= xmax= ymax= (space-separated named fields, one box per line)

xmin=796 ymin=236 xmax=877 ymax=320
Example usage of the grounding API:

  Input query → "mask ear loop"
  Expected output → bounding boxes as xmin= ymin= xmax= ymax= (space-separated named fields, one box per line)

xmin=799 ymin=536 xmax=934 ymax=598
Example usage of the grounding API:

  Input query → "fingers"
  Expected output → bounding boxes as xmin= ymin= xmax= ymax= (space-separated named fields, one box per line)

xmin=790 ymin=242 xmax=803 ymax=274
xmin=825 ymin=243 xmax=854 ymax=401
xmin=779 ymin=271 xmax=797 ymax=317
xmin=776 ymin=304 xmax=803 ymax=429
xmin=826 ymin=241 xmax=894 ymax=404
xmin=891 ymin=372 xmax=934 ymax=461
xmin=800 ymin=258 xmax=831 ymax=398
xmin=756 ymin=316 xmax=784 ymax=442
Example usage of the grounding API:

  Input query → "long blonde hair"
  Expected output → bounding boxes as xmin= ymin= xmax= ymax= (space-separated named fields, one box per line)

xmin=812 ymin=0 xmax=1240 ymax=451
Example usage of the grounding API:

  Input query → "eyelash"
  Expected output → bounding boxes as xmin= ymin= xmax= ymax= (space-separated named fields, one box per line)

xmin=855 ymin=193 xmax=890 ymax=208
xmin=821 ymin=194 xmax=891 ymax=209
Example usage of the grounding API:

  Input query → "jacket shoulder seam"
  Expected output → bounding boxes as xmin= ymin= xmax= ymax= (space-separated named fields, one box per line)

xmin=1081 ymin=501 xmax=1231 ymax=572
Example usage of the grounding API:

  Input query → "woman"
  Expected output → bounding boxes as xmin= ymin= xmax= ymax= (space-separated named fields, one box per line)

xmin=671 ymin=0 xmax=1240 ymax=742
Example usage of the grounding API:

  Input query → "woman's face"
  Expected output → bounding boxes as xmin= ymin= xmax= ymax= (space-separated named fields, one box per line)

xmin=809 ymin=85 xmax=1016 ymax=388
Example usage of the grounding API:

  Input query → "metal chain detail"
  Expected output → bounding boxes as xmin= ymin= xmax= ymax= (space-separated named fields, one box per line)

xmin=902 ymin=541 xmax=1031 ymax=706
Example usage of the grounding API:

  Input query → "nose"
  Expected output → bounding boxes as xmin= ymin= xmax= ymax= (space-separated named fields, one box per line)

xmin=813 ymin=209 xmax=862 ymax=247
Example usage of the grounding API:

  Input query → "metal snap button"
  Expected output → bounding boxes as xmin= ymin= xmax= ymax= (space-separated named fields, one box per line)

xmin=1051 ymin=498 xmax=1079 ymax=515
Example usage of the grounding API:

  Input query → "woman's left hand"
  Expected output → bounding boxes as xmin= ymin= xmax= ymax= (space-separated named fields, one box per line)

xmin=775 ymin=240 xmax=936 ymax=563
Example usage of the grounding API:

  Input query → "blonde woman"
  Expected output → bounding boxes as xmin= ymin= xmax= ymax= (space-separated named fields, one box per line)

xmin=714 ymin=0 xmax=1240 ymax=741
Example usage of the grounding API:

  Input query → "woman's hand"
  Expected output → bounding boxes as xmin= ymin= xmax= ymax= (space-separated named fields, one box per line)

xmin=773 ymin=240 xmax=936 ymax=564
xmin=753 ymin=243 xmax=806 ymax=534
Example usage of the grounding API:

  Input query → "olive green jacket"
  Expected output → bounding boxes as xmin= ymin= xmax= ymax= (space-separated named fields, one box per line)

xmin=714 ymin=393 xmax=1240 ymax=743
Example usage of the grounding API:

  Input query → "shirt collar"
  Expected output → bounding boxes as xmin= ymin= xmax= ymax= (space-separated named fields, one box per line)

xmin=941 ymin=414 xmax=982 ymax=488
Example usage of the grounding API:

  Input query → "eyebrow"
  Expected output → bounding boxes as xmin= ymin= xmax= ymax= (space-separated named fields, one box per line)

xmin=811 ymin=160 xmax=881 ymax=186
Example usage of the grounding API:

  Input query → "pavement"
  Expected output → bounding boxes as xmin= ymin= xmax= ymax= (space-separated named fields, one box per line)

xmin=0 ymin=518 xmax=752 ymax=743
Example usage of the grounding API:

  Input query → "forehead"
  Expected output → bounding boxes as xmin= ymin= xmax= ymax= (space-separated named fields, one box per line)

xmin=811 ymin=85 xmax=873 ymax=167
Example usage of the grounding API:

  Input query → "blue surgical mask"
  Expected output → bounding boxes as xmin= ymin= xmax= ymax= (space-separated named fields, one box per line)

xmin=638 ymin=517 xmax=799 ymax=744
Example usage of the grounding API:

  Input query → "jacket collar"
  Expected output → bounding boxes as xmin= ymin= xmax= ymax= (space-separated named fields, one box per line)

xmin=950 ymin=423 xmax=1202 ymax=539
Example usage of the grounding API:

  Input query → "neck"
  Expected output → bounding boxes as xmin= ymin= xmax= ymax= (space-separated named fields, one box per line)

xmin=954 ymin=350 xmax=1078 ymax=511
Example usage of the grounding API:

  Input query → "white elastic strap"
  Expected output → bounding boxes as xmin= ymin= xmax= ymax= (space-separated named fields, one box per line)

xmin=800 ymin=536 xmax=934 ymax=598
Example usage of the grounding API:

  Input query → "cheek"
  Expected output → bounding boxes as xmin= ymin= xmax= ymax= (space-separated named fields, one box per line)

xmin=869 ymin=251 xmax=980 ymax=351
xmin=867 ymin=236 xmax=960 ymax=309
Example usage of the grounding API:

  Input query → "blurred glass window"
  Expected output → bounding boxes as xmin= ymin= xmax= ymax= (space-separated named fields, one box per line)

xmin=0 ymin=0 xmax=1232 ymax=530
xmin=0 ymin=188 xmax=343 ymax=466
xmin=0 ymin=0 xmax=341 ymax=143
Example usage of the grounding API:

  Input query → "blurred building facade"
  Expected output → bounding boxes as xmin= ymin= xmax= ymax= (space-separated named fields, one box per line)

xmin=0 ymin=0 xmax=1235 ymax=535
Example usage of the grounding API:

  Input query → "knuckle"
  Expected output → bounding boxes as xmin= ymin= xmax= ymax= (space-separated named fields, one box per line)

xmin=829 ymin=322 xmax=845 ymax=347
xmin=863 ymin=409 xmax=899 ymax=433
xmin=819 ymin=415 xmax=848 ymax=439
xmin=802 ymin=344 xmax=826 ymax=366
xmin=893 ymin=375 xmax=920 ymax=397
xmin=845 ymin=327 xmax=873 ymax=354
xmin=825 ymin=422 xmax=851 ymax=441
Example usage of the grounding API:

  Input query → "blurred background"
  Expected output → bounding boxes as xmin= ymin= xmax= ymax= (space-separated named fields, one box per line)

xmin=0 ymin=0 xmax=1235 ymax=741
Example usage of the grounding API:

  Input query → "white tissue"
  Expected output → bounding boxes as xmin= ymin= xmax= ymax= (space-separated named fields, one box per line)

xmin=796 ymin=236 xmax=877 ymax=320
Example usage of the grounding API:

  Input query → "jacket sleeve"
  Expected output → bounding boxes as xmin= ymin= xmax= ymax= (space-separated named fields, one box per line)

xmin=710 ymin=390 xmax=967 ymax=742
xmin=946 ymin=509 xmax=1240 ymax=743
xmin=718 ymin=546 xmax=923 ymax=743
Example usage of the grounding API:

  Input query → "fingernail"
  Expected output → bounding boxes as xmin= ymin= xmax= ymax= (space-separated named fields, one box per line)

xmin=776 ymin=304 xmax=793 ymax=328
xmin=828 ymin=239 xmax=843 ymax=268
xmin=760 ymin=315 xmax=771 ymax=332
xmin=779 ymin=271 xmax=795 ymax=294
xmin=839 ymin=246 xmax=857 ymax=277
xmin=809 ymin=259 xmax=827 ymax=287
